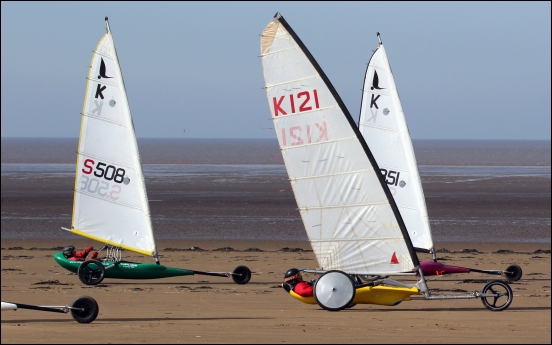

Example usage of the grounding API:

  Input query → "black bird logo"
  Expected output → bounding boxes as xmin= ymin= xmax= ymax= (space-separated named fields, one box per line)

xmin=97 ymin=58 xmax=112 ymax=79
xmin=371 ymin=70 xmax=384 ymax=90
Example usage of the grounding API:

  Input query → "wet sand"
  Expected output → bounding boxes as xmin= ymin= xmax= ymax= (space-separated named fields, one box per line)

xmin=1 ymin=172 xmax=550 ymax=242
xmin=1 ymin=239 xmax=550 ymax=344
xmin=1 ymin=161 xmax=550 ymax=343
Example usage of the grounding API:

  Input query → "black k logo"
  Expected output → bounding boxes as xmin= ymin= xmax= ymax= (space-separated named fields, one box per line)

xmin=370 ymin=94 xmax=380 ymax=109
xmin=95 ymin=84 xmax=106 ymax=99
xmin=98 ymin=58 xmax=112 ymax=79
xmin=371 ymin=70 xmax=384 ymax=90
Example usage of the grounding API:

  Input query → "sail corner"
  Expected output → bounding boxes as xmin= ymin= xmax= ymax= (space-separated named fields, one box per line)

xmin=261 ymin=20 xmax=280 ymax=55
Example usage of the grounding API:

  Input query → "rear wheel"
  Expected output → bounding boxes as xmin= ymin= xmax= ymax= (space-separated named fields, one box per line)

xmin=70 ymin=296 xmax=99 ymax=323
xmin=231 ymin=265 xmax=251 ymax=285
xmin=504 ymin=265 xmax=522 ymax=282
xmin=480 ymin=280 xmax=513 ymax=311
xmin=77 ymin=260 xmax=105 ymax=286
xmin=314 ymin=270 xmax=355 ymax=311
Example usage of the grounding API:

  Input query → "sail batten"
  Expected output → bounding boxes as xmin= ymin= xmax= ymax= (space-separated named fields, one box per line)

xmin=71 ymin=21 xmax=156 ymax=257
xmin=310 ymin=238 xmax=406 ymax=243
xmin=74 ymin=190 xmax=149 ymax=211
xmin=85 ymin=77 xmax=119 ymax=87
xmin=92 ymin=51 xmax=115 ymax=59
xmin=280 ymin=136 xmax=360 ymax=151
xmin=291 ymin=168 xmax=378 ymax=181
xmin=299 ymin=201 xmax=393 ymax=210
xmin=359 ymin=123 xmax=400 ymax=133
xmin=261 ymin=15 xmax=419 ymax=274
xmin=80 ymin=114 xmax=126 ymax=126
xmin=264 ymin=75 xmax=319 ymax=87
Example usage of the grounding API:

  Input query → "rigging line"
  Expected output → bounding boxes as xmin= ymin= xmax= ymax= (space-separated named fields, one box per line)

xmin=74 ymin=189 xmax=150 ymax=214
xmin=81 ymin=112 xmax=127 ymax=127
xmin=76 ymin=151 xmax=136 ymax=170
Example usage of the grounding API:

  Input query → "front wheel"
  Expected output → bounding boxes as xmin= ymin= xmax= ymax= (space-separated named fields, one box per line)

xmin=314 ymin=270 xmax=356 ymax=311
xmin=77 ymin=260 xmax=105 ymax=286
xmin=70 ymin=296 xmax=99 ymax=323
xmin=231 ymin=265 xmax=251 ymax=285
xmin=480 ymin=280 xmax=513 ymax=311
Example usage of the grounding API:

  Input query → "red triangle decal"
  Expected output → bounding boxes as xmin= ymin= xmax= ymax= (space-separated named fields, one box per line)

xmin=390 ymin=252 xmax=399 ymax=264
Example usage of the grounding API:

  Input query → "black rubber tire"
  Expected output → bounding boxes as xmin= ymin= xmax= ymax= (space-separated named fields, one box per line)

xmin=77 ymin=260 xmax=105 ymax=286
xmin=70 ymin=296 xmax=99 ymax=323
xmin=480 ymin=280 xmax=513 ymax=311
xmin=504 ymin=264 xmax=522 ymax=282
xmin=231 ymin=265 xmax=251 ymax=285
xmin=314 ymin=270 xmax=356 ymax=312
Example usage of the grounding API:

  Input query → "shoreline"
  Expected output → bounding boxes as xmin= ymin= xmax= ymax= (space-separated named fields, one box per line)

xmin=2 ymin=238 xmax=550 ymax=253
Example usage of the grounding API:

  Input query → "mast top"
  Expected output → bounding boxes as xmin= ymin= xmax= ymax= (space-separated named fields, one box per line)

xmin=377 ymin=32 xmax=382 ymax=45
xmin=105 ymin=16 xmax=110 ymax=34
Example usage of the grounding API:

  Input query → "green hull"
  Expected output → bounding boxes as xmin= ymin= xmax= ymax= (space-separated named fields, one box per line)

xmin=53 ymin=252 xmax=194 ymax=280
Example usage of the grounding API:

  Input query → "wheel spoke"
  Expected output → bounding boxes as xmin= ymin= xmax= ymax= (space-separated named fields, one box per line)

xmin=492 ymin=296 xmax=499 ymax=307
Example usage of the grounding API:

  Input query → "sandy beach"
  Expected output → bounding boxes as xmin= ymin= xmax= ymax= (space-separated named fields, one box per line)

xmin=1 ymin=239 xmax=550 ymax=344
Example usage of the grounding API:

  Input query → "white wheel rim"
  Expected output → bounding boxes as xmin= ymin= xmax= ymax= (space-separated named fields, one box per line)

xmin=315 ymin=271 xmax=354 ymax=309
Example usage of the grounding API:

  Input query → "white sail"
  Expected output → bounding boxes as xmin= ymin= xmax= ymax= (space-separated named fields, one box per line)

xmin=358 ymin=37 xmax=434 ymax=252
xmin=70 ymin=19 xmax=156 ymax=256
xmin=260 ymin=15 xmax=417 ymax=274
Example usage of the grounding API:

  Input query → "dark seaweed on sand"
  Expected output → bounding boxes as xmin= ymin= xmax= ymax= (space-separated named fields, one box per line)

xmin=279 ymin=247 xmax=312 ymax=252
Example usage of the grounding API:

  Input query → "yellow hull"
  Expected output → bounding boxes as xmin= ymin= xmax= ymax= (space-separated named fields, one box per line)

xmin=352 ymin=285 xmax=419 ymax=306
xmin=289 ymin=285 xmax=419 ymax=306
xmin=290 ymin=290 xmax=317 ymax=304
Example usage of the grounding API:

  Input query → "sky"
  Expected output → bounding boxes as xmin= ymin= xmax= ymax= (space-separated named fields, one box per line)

xmin=1 ymin=1 xmax=550 ymax=140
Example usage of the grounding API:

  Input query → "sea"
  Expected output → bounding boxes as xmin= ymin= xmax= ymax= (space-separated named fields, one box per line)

xmin=1 ymin=138 xmax=550 ymax=243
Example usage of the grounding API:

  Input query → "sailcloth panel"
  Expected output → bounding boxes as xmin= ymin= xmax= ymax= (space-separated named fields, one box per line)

xmin=261 ymin=18 xmax=415 ymax=274
xmin=359 ymin=44 xmax=433 ymax=251
xmin=72 ymin=31 xmax=156 ymax=256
